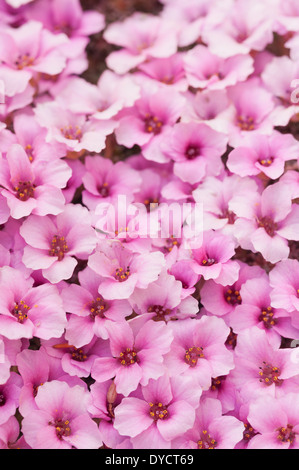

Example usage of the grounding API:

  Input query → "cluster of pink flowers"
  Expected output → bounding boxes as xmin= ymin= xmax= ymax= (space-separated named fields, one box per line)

xmin=0 ymin=0 xmax=299 ymax=450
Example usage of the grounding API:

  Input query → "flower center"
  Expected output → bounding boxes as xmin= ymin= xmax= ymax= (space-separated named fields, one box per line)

xmin=49 ymin=235 xmax=69 ymax=261
xmin=60 ymin=125 xmax=82 ymax=141
xmin=115 ymin=266 xmax=130 ymax=282
xmin=201 ymin=257 xmax=216 ymax=266
xmin=185 ymin=145 xmax=199 ymax=160
xmin=71 ymin=347 xmax=87 ymax=362
xmin=0 ymin=392 xmax=6 ymax=407
xmin=237 ymin=115 xmax=255 ymax=131
xmin=225 ymin=288 xmax=242 ymax=305
xmin=24 ymin=144 xmax=34 ymax=162
xmin=144 ymin=197 xmax=159 ymax=211
xmin=11 ymin=300 xmax=30 ymax=323
xmin=259 ymin=157 xmax=273 ymax=167
xmin=258 ymin=216 xmax=277 ymax=237
xmin=33 ymin=382 xmax=44 ymax=398
xmin=15 ymin=54 xmax=34 ymax=69
xmin=147 ymin=305 xmax=171 ymax=321
xmin=164 ymin=235 xmax=180 ymax=252
xmin=50 ymin=418 xmax=71 ymax=440
xmin=211 ymin=375 xmax=226 ymax=391
xmin=119 ymin=347 xmax=139 ymax=366
xmin=89 ymin=296 xmax=108 ymax=320
xmin=197 ymin=430 xmax=217 ymax=449
xmin=14 ymin=181 xmax=35 ymax=201
xmin=219 ymin=208 xmax=236 ymax=225
xmin=277 ymin=425 xmax=296 ymax=445
xmin=144 ymin=115 xmax=163 ymax=135
xmin=149 ymin=402 xmax=169 ymax=421
xmin=185 ymin=346 xmax=204 ymax=367
xmin=258 ymin=361 xmax=283 ymax=386
xmin=243 ymin=422 xmax=257 ymax=442
xmin=98 ymin=182 xmax=109 ymax=197
xmin=225 ymin=328 xmax=237 ymax=349
xmin=259 ymin=306 xmax=277 ymax=329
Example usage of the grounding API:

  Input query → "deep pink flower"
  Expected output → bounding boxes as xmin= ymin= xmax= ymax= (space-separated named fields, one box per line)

xmin=0 ymin=143 xmax=71 ymax=219
xmin=161 ymin=122 xmax=227 ymax=184
xmin=115 ymin=87 xmax=185 ymax=163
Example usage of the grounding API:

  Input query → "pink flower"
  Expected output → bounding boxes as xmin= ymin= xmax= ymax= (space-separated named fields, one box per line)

xmin=227 ymin=131 xmax=299 ymax=179
xmin=200 ymin=261 xmax=266 ymax=317
xmin=261 ymin=56 xmax=299 ymax=126
xmin=232 ymin=182 xmax=299 ymax=263
xmin=115 ymin=87 xmax=185 ymax=163
xmin=248 ymin=393 xmax=299 ymax=449
xmin=184 ymin=45 xmax=254 ymax=90
xmin=164 ymin=316 xmax=234 ymax=390
xmin=202 ymin=0 xmax=273 ymax=58
xmin=0 ymin=416 xmax=29 ymax=449
xmin=62 ymin=266 xmax=132 ymax=347
xmin=20 ymin=203 xmax=97 ymax=283
xmin=190 ymin=230 xmax=240 ymax=285
xmin=0 ymin=143 xmax=71 ymax=219
xmin=225 ymin=78 xmax=275 ymax=146
xmin=129 ymin=270 xmax=199 ymax=321
xmin=269 ymin=259 xmax=299 ymax=315
xmin=34 ymin=102 xmax=117 ymax=155
xmin=103 ymin=12 xmax=178 ymax=74
xmin=113 ymin=374 xmax=201 ymax=448
xmin=0 ymin=266 xmax=66 ymax=340
xmin=24 ymin=0 xmax=105 ymax=39
xmin=135 ymin=54 xmax=187 ymax=91
xmin=173 ymin=397 xmax=244 ymax=449
xmin=91 ymin=316 xmax=173 ymax=396
xmin=161 ymin=122 xmax=227 ymax=184
xmin=21 ymin=380 xmax=102 ymax=449
xmin=82 ymin=155 xmax=142 ymax=210
xmin=88 ymin=242 xmax=165 ymax=300
xmin=16 ymin=347 xmax=84 ymax=417
xmin=88 ymin=380 xmax=128 ymax=449
xmin=230 ymin=326 xmax=299 ymax=402
xmin=0 ymin=372 xmax=23 ymax=425
xmin=0 ymin=20 xmax=68 ymax=88
xmin=230 ymin=276 xmax=299 ymax=347
xmin=52 ymin=70 xmax=140 ymax=120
